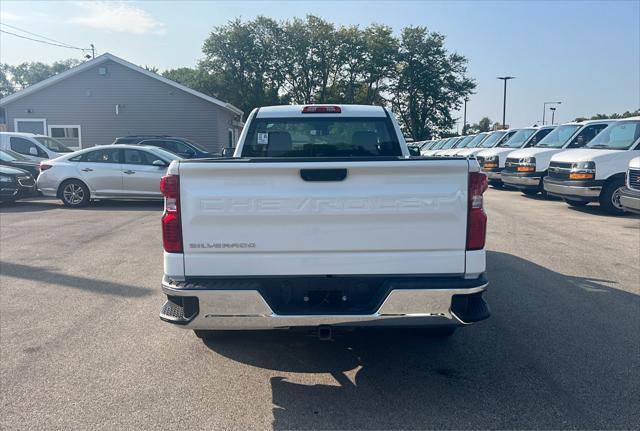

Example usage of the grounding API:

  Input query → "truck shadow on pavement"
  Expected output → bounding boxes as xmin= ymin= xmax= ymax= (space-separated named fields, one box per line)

xmin=0 ymin=261 xmax=152 ymax=298
xmin=203 ymin=251 xmax=639 ymax=430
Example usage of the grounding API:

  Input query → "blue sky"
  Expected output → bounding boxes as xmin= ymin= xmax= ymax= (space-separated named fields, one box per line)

xmin=1 ymin=1 xmax=638 ymax=128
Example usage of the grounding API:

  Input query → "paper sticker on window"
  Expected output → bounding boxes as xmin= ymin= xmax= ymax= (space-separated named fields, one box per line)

xmin=257 ymin=133 xmax=269 ymax=145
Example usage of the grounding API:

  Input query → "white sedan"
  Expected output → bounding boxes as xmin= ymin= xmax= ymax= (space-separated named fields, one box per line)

xmin=37 ymin=144 xmax=181 ymax=207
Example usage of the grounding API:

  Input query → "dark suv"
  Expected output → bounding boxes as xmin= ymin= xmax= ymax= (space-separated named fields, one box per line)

xmin=111 ymin=136 xmax=216 ymax=159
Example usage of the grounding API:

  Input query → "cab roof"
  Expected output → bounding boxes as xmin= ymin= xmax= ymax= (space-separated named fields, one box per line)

xmin=254 ymin=104 xmax=387 ymax=118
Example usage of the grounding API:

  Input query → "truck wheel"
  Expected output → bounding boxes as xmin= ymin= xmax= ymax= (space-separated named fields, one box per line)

xmin=564 ymin=199 xmax=588 ymax=207
xmin=60 ymin=180 xmax=90 ymax=207
xmin=599 ymin=179 xmax=627 ymax=215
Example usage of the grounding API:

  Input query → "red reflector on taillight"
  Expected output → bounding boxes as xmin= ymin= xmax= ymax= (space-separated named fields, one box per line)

xmin=467 ymin=172 xmax=488 ymax=251
xmin=160 ymin=175 xmax=178 ymax=198
xmin=302 ymin=105 xmax=342 ymax=114
xmin=162 ymin=211 xmax=182 ymax=253
xmin=39 ymin=163 xmax=52 ymax=171
xmin=160 ymin=175 xmax=182 ymax=253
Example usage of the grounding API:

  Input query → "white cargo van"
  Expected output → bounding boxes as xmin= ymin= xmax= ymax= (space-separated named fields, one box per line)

xmin=456 ymin=130 xmax=509 ymax=158
xmin=543 ymin=118 xmax=640 ymax=214
xmin=0 ymin=132 xmax=74 ymax=161
xmin=620 ymin=156 xmax=640 ymax=214
xmin=438 ymin=135 xmax=477 ymax=157
xmin=501 ymin=120 xmax=615 ymax=196
xmin=477 ymin=126 xmax=556 ymax=187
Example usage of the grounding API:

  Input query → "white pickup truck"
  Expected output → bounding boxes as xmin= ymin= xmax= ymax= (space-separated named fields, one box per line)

xmin=159 ymin=105 xmax=490 ymax=339
xmin=544 ymin=118 xmax=640 ymax=214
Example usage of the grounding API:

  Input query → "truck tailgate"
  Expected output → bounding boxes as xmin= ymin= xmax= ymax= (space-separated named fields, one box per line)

xmin=178 ymin=159 xmax=470 ymax=276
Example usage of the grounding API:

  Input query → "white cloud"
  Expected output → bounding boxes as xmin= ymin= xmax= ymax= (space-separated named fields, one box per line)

xmin=1 ymin=11 xmax=21 ymax=21
xmin=69 ymin=2 xmax=166 ymax=35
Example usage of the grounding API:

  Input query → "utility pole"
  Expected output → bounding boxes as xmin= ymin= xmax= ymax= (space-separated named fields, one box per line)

xmin=91 ymin=44 xmax=95 ymax=59
xmin=463 ymin=97 xmax=469 ymax=134
xmin=497 ymin=76 xmax=515 ymax=129
xmin=542 ymin=101 xmax=561 ymax=125
xmin=550 ymin=107 xmax=557 ymax=124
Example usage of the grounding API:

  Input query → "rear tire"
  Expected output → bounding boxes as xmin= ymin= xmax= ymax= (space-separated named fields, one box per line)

xmin=599 ymin=179 xmax=627 ymax=215
xmin=489 ymin=180 xmax=503 ymax=189
xmin=564 ymin=199 xmax=588 ymax=207
xmin=60 ymin=180 xmax=90 ymax=207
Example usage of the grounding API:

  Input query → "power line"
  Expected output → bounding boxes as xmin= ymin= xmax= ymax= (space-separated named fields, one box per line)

xmin=0 ymin=22 xmax=83 ymax=50
xmin=0 ymin=29 xmax=87 ymax=52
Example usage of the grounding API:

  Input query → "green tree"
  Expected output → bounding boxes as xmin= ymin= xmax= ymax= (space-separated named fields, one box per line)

xmin=467 ymin=117 xmax=492 ymax=133
xmin=389 ymin=27 xmax=475 ymax=140
xmin=201 ymin=16 xmax=284 ymax=115
xmin=3 ymin=59 xmax=82 ymax=94
xmin=0 ymin=64 xmax=15 ymax=99
xmin=573 ymin=110 xmax=640 ymax=121
xmin=280 ymin=15 xmax=340 ymax=104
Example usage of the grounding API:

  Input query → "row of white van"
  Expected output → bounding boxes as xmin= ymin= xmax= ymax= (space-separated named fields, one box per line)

xmin=415 ymin=117 xmax=640 ymax=215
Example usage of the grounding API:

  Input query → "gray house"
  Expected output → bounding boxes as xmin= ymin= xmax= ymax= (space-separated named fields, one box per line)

xmin=0 ymin=53 xmax=243 ymax=152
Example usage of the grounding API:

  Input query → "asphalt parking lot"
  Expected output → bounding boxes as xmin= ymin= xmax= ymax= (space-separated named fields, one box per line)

xmin=1 ymin=189 xmax=639 ymax=430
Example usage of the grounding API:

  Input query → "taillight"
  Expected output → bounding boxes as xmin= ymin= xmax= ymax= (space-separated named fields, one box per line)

xmin=302 ymin=105 xmax=342 ymax=114
xmin=467 ymin=172 xmax=488 ymax=250
xmin=160 ymin=175 xmax=182 ymax=253
xmin=39 ymin=163 xmax=52 ymax=171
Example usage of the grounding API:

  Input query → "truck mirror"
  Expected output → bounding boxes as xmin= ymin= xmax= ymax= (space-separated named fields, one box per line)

xmin=408 ymin=146 xmax=421 ymax=156
xmin=221 ymin=147 xmax=234 ymax=158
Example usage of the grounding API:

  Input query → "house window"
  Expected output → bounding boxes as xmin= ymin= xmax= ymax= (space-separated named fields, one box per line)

xmin=49 ymin=125 xmax=81 ymax=149
xmin=14 ymin=118 xmax=46 ymax=135
xmin=228 ymin=128 xmax=235 ymax=147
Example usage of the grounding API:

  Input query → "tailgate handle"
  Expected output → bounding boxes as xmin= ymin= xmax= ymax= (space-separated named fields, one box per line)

xmin=300 ymin=169 xmax=348 ymax=182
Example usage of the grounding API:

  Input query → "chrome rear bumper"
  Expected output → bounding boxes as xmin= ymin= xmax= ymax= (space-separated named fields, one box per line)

xmin=160 ymin=276 xmax=489 ymax=330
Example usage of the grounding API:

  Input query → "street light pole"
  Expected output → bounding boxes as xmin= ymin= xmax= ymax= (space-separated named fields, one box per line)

xmin=542 ymin=101 xmax=561 ymax=125
xmin=497 ymin=76 xmax=515 ymax=129
xmin=550 ymin=107 xmax=557 ymax=124
xmin=463 ymin=97 xmax=469 ymax=134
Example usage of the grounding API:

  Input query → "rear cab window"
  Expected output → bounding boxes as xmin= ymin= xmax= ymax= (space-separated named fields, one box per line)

xmin=241 ymin=117 xmax=402 ymax=157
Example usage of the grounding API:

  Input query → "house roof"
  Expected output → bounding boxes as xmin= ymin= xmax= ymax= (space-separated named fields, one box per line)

xmin=0 ymin=53 xmax=243 ymax=116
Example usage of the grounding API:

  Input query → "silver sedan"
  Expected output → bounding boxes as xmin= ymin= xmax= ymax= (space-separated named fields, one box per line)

xmin=37 ymin=144 xmax=181 ymax=207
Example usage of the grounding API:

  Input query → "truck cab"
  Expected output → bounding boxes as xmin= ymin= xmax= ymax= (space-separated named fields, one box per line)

xmin=501 ymin=120 xmax=614 ymax=196
xmin=477 ymin=126 xmax=556 ymax=187
xmin=543 ymin=118 xmax=640 ymax=214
